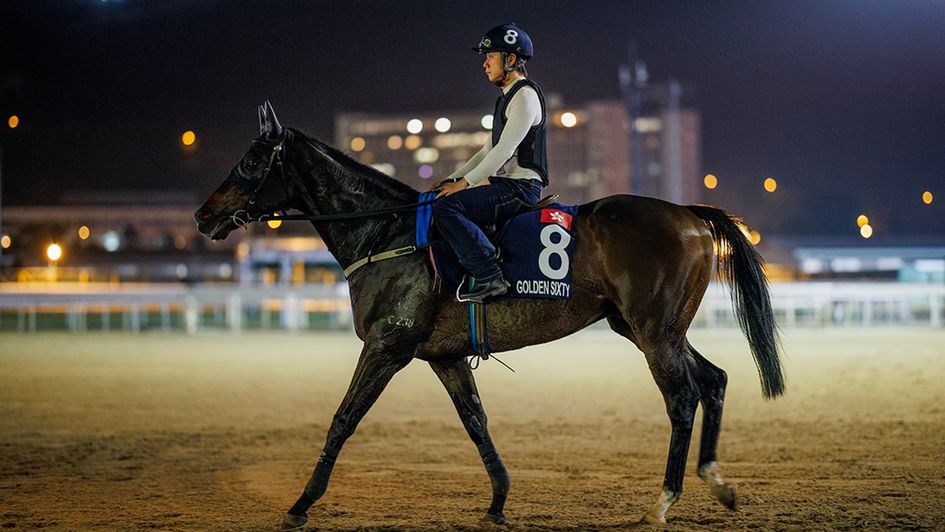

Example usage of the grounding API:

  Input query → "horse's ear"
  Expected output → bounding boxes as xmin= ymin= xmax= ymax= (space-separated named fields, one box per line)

xmin=257 ymin=100 xmax=283 ymax=137
xmin=264 ymin=100 xmax=283 ymax=136
xmin=257 ymin=105 xmax=268 ymax=135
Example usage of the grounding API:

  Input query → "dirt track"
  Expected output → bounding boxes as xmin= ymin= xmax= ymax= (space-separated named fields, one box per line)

xmin=2 ymin=328 xmax=944 ymax=530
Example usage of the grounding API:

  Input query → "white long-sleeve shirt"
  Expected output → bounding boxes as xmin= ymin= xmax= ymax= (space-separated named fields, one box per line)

xmin=449 ymin=77 xmax=543 ymax=186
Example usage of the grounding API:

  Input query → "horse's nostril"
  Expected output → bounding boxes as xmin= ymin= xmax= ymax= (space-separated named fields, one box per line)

xmin=195 ymin=208 xmax=212 ymax=222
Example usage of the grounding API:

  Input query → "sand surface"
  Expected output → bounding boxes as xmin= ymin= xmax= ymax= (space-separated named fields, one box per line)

xmin=2 ymin=328 xmax=944 ymax=530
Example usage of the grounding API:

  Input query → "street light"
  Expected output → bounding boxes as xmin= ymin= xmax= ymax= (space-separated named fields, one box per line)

xmin=181 ymin=130 xmax=196 ymax=146
xmin=47 ymin=243 xmax=63 ymax=261
xmin=764 ymin=177 xmax=777 ymax=193
xmin=7 ymin=115 xmax=18 ymax=129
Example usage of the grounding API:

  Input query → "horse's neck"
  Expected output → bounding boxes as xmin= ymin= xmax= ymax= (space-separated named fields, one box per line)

xmin=291 ymin=136 xmax=418 ymax=270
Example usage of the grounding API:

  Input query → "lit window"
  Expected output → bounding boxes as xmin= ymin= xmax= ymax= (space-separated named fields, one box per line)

xmin=560 ymin=112 xmax=578 ymax=128
xmin=435 ymin=117 xmax=451 ymax=133
xmin=414 ymin=147 xmax=439 ymax=163
xmin=404 ymin=135 xmax=422 ymax=150
xmin=406 ymin=119 xmax=423 ymax=134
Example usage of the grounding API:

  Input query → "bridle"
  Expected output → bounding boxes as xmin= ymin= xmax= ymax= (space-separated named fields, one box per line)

xmin=229 ymin=131 xmax=438 ymax=229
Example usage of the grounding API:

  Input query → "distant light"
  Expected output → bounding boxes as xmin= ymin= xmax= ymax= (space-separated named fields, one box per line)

xmin=102 ymin=231 xmax=120 ymax=252
xmin=860 ymin=224 xmax=873 ymax=239
xmin=434 ymin=117 xmax=452 ymax=133
xmin=175 ymin=263 xmax=188 ymax=279
xmin=267 ymin=219 xmax=282 ymax=229
xmin=633 ymin=117 xmax=663 ymax=133
xmin=46 ymin=243 xmax=63 ymax=262
xmin=387 ymin=135 xmax=403 ymax=150
xmin=764 ymin=177 xmax=777 ymax=193
xmin=404 ymin=135 xmax=422 ymax=150
xmin=406 ymin=119 xmax=423 ymax=134
xmin=349 ymin=137 xmax=366 ymax=152
xmin=78 ymin=225 xmax=91 ymax=240
xmin=7 ymin=115 xmax=19 ymax=129
xmin=856 ymin=214 xmax=869 ymax=228
xmin=922 ymin=191 xmax=934 ymax=205
xmin=174 ymin=235 xmax=187 ymax=249
xmin=704 ymin=174 xmax=718 ymax=189
xmin=749 ymin=230 xmax=761 ymax=245
xmin=0 ymin=235 xmax=10 ymax=249
xmin=181 ymin=130 xmax=196 ymax=146
xmin=560 ymin=112 xmax=578 ymax=128
xmin=414 ymin=147 xmax=439 ymax=163
xmin=370 ymin=163 xmax=396 ymax=176
xmin=219 ymin=263 xmax=233 ymax=278
xmin=481 ymin=114 xmax=493 ymax=130
xmin=418 ymin=164 xmax=434 ymax=179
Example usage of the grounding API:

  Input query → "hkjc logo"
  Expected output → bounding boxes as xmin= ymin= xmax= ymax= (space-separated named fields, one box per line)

xmin=541 ymin=209 xmax=573 ymax=230
xmin=481 ymin=38 xmax=492 ymax=48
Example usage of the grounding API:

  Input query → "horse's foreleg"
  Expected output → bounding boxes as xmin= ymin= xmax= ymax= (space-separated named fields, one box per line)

xmin=430 ymin=358 xmax=511 ymax=525
xmin=641 ymin=342 xmax=700 ymax=525
xmin=281 ymin=345 xmax=410 ymax=531
xmin=687 ymin=342 xmax=738 ymax=510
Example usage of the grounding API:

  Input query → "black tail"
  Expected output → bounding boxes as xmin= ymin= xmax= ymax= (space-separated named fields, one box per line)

xmin=687 ymin=205 xmax=785 ymax=399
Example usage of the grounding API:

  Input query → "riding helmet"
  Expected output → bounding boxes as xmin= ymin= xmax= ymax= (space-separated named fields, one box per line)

xmin=473 ymin=22 xmax=533 ymax=59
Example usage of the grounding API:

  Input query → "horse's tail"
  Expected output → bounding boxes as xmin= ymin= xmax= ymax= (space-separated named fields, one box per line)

xmin=686 ymin=204 xmax=785 ymax=399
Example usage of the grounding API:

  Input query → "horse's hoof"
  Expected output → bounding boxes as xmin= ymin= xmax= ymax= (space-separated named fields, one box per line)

xmin=280 ymin=512 xmax=308 ymax=531
xmin=482 ymin=511 xmax=508 ymax=525
xmin=711 ymin=483 xmax=739 ymax=511
xmin=639 ymin=512 xmax=667 ymax=525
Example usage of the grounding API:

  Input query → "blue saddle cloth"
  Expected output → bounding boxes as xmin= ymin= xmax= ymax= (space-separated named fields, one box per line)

xmin=419 ymin=197 xmax=578 ymax=301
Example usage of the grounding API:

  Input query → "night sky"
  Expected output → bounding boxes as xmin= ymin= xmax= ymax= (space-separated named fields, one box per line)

xmin=2 ymin=0 xmax=943 ymax=235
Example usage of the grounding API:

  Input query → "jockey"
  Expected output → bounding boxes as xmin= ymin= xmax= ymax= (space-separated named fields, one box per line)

xmin=433 ymin=22 xmax=548 ymax=303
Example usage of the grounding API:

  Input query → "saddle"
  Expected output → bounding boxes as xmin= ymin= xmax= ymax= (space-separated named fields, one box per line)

xmin=481 ymin=194 xmax=558 ymax=237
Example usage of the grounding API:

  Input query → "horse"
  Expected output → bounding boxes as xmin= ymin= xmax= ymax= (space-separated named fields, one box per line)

xmin=194 ymin=102 xmax=784 ymax=529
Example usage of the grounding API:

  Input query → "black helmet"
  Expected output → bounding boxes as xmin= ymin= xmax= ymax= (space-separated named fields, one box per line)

xmin=473 ymin=22 xmax=533 ymax=59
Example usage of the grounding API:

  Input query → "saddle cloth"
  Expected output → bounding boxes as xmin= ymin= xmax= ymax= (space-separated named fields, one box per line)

xmin=418 ymin=193 xmax=577 ymax=301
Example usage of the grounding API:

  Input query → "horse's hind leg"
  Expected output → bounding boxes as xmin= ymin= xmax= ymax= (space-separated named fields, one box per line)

xmin=687 ymin=341 xmax=738 ymax=510
xmin=607 ymin=317 xmax=699 ymax=524
xmin=430 ymin=358 xmax=511 ymax=525
xmin=281 ymin=344 xmax=410 ymax=531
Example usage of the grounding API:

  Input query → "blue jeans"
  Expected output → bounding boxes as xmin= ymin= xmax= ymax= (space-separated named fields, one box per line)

xmin=434 ymin=177 xmax=542 ymax=282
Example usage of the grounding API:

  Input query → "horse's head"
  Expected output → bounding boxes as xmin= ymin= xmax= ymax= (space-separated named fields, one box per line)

xmin=194 ymin=101 xmax=296 ymax=240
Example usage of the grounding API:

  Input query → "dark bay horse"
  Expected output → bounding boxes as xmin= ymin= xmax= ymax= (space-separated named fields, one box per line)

xmin=195 ymin=104 xmax=784 ymax=529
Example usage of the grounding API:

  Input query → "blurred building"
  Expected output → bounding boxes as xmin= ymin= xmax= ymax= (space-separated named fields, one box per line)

xmin=336 ymin=92 xmax=700 ymax=205
xmin=620 ymin=55 xmax=702 ymax=205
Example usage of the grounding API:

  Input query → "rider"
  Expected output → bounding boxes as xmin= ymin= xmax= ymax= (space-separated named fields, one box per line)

xmin=433 ymin=22 xmax=548 ymax=303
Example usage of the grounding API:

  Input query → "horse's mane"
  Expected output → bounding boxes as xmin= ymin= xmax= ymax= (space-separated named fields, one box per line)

xmin=293 ymin=128 xmax=418 ymax=200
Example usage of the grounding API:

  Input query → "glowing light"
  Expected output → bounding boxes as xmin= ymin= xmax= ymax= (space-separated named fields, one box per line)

xmin=856 ymin=214 xmax=869 ymax=228
xmin=102 ymin=231 xmax=120 ymax=252
xmin=414 ymin=147 xmax=439 ymax=163
xmin=860 ymin=224 xmax=873 ymax=239
xmin=406 ymin=119 xmax=423 ymax=134
xmin=46 ymin=243 xmax=63 ymax=261
xmin=749 ymin=230 xmax=761 ymax=245
xmin=174 ymin=235 xmax=187 ymax=249
xmin=560 ymin=112 xmax=578 ymax=128
xmin=481 ymin=114 xmax=493 ymax=129
xmin=704 ymin=174 xmax=718 ymax=189
xmin=418 ymin=164 xmax=434 ymax=179
xmin=435 ymin=117 xmax=452 ymax=133
xmin=404 ymin=135 xmax=422 ymax=150
xmin=370 ymin=163 xmax=396 ymax=176
xmin=7 ymin=115 xmax=19 ymax=129
xmin=387 ymin=135 xmax=403 ymax=150
xmin=349 ymin=137 xmax=366 ymax=152
xmin=267 ymin=219 xmax=283 ymax=229
xmin=922 ymin=191 xmax=933 ymax=205
xmin=181 ymin=130 xmax=196 ymax=146
xmin=764 ymin=177 xmax=777 ymax=192
xmin=78 ymin=225 xmax=91 ymax=240
xmin=0 ymin=235 xmax=10 ymax=249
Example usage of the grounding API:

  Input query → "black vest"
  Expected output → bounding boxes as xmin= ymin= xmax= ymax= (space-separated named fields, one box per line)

xmin=491 ymin=78 xmax=548 ymax=187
